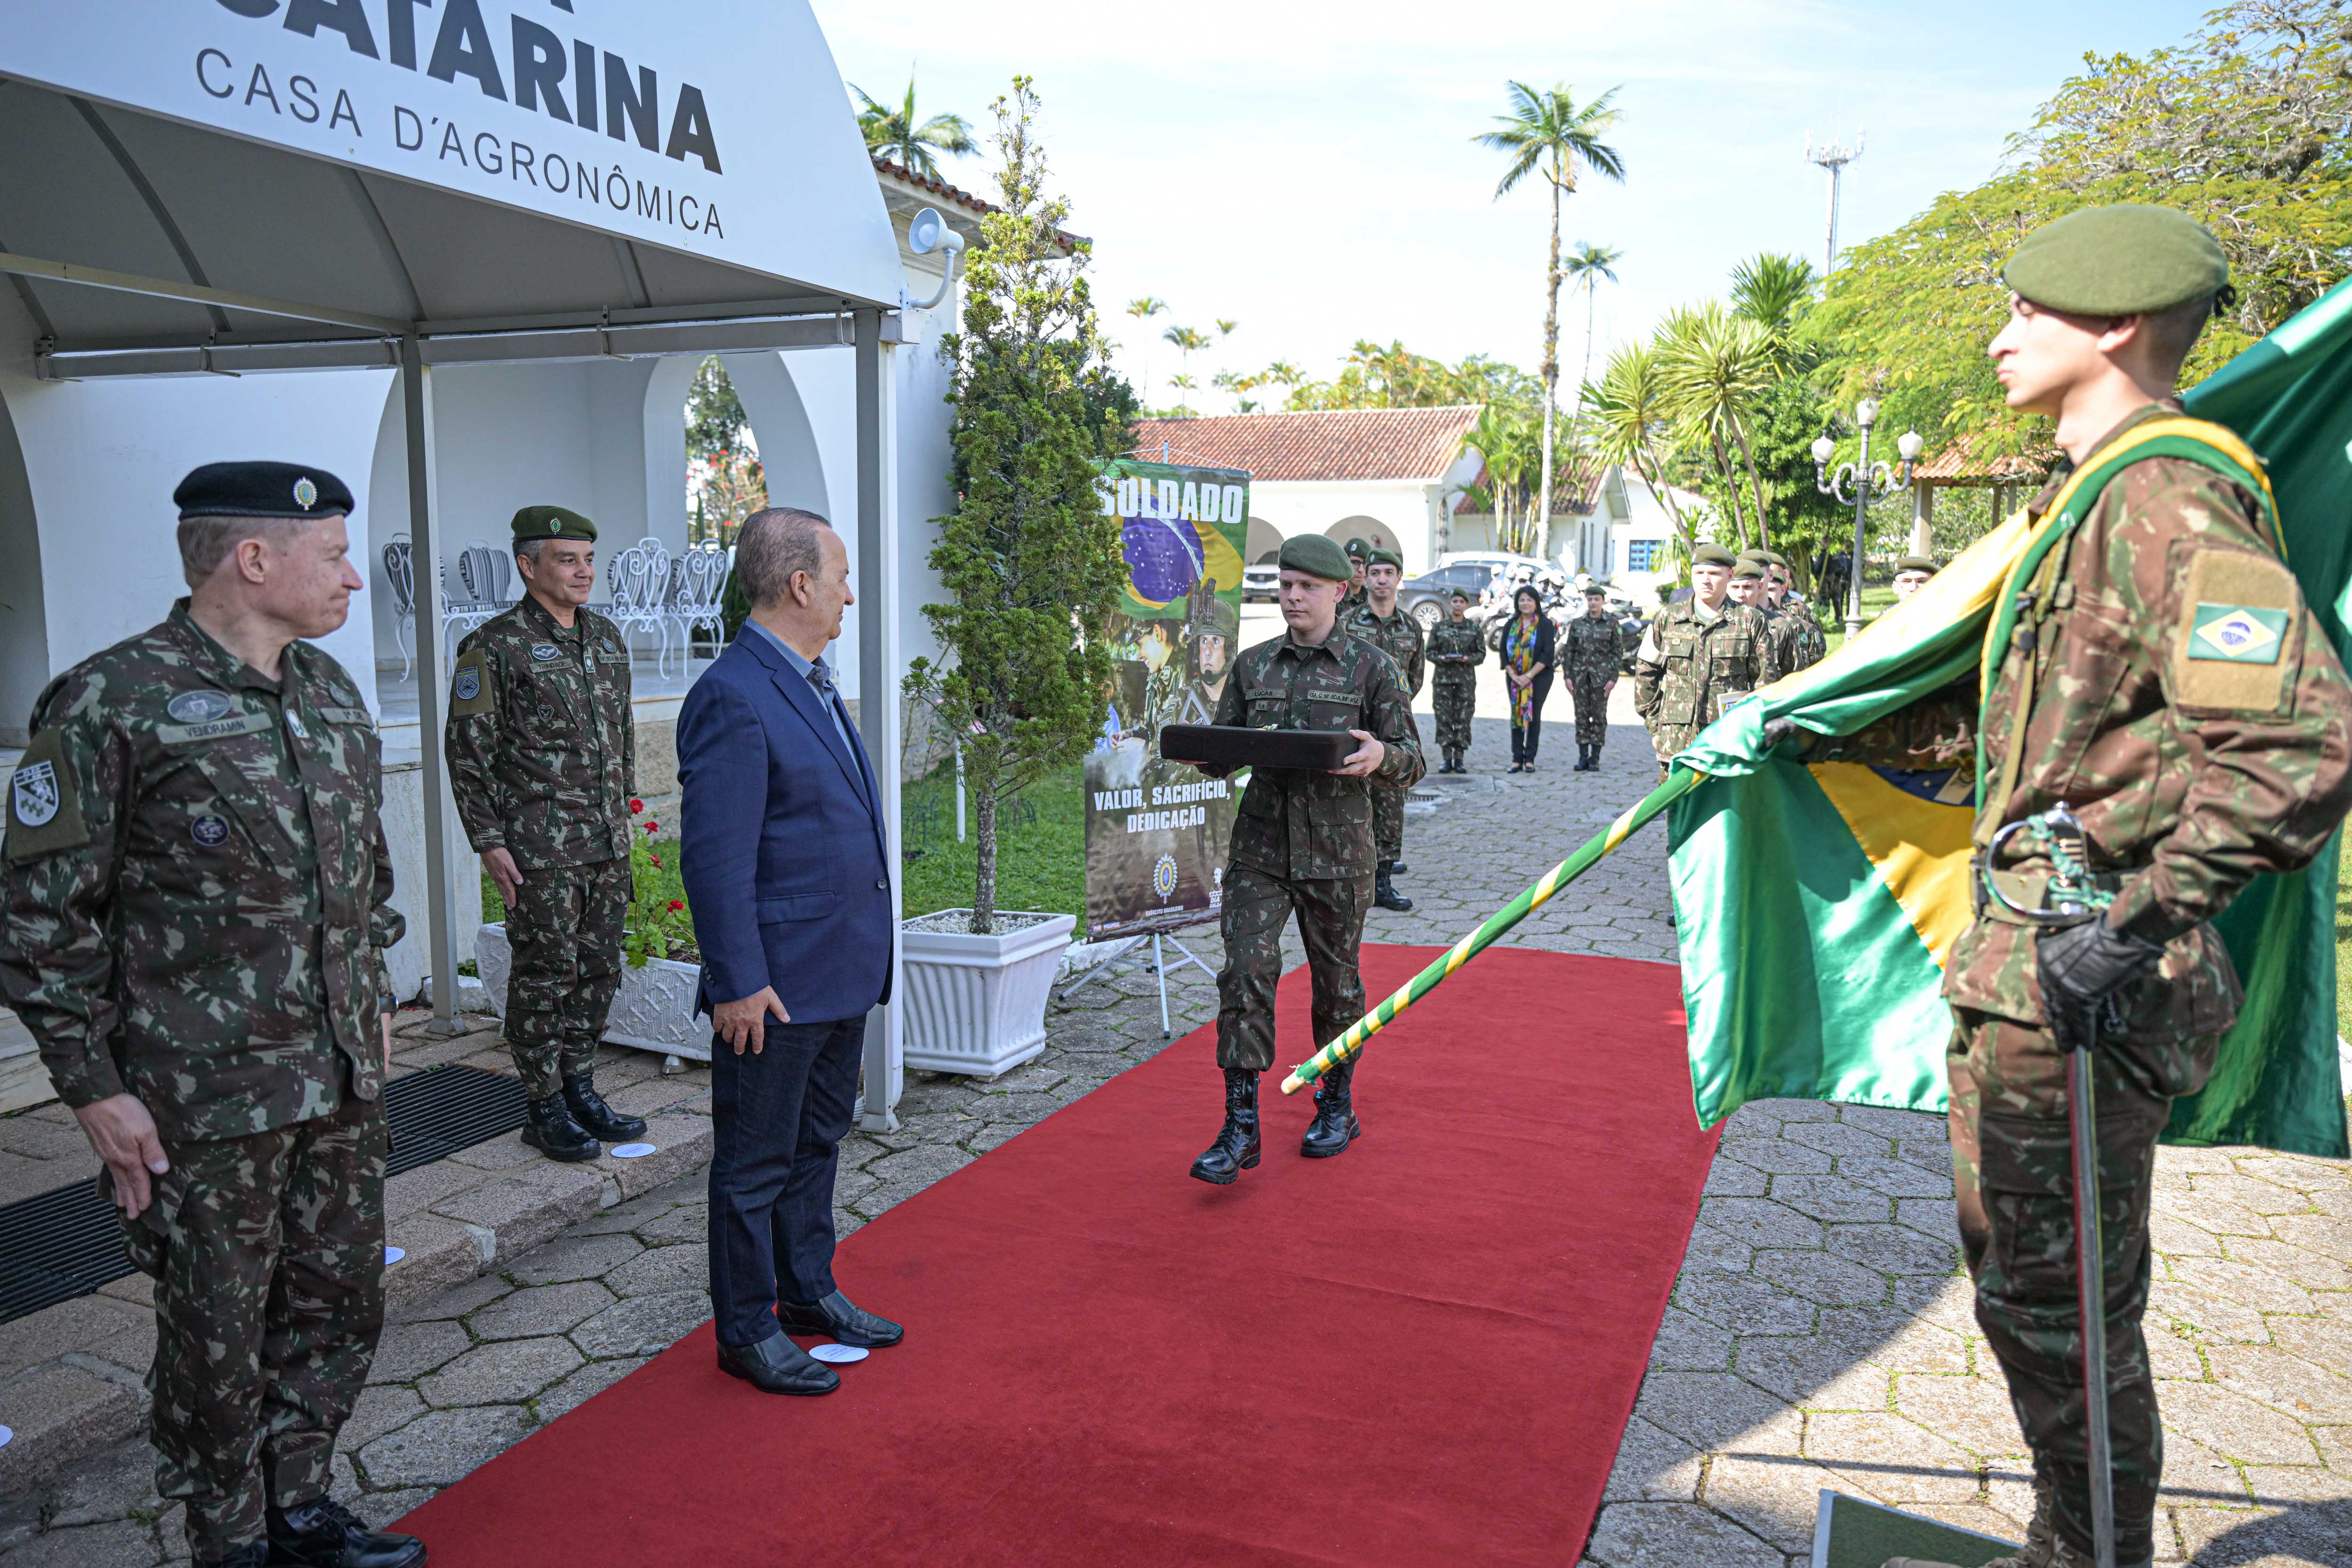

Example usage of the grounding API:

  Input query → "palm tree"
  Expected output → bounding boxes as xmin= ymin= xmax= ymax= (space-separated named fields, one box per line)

xmin=1562 ymin=241 xmax=1622 ymax=436
xmin=1166 ymin=373 xmax=1199 ymax=416
xmin=1126 ymin=297 xmax=1167 ymax=406
xmin=1582 ymin=342 xmax=1695 ymax=552
xmin=1465 ymin=405 xmax=1542 ymax=555
xmin=1163 ymin=325 xmax=1210 ymax=402
xmin=1475 ymin=82 xmax=1626 ymax=535
xmin=1656 ymin=302 xmax=1777 ymax=549
xmin=1729 ymin=252 xmax=1817 ymax=370
xmin=851 ymin=77 xmax=976 ymax=180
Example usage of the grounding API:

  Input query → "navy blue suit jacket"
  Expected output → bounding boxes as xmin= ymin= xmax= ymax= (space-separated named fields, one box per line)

xmin=677 ymin=629 xmax=893 ymax=1023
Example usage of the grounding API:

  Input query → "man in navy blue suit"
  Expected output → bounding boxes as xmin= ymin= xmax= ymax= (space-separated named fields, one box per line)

xmin=677 ymin=507 xmax=900 ymax=1397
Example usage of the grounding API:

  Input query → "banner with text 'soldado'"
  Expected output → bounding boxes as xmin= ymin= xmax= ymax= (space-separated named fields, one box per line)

xmin=1084 ymin=458 xmax=1251 ymax=943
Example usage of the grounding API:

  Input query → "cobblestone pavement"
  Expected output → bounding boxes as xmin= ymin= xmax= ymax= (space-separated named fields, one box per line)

xmin=4 ymin=708 xmax=2347 ymax=1566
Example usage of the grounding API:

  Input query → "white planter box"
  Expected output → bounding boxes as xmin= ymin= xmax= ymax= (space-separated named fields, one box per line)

xmin=475 ymin=923 xmax=710 ymax=1063
xmin=899 ymin=910 xmax=1076 ymax=1079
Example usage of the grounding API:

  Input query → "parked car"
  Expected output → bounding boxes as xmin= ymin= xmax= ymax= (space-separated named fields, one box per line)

xmin=1399 ymin=556 xmax=1545 ymax=628
xmin=1241 ymin=563 xmax=1280 ymax=603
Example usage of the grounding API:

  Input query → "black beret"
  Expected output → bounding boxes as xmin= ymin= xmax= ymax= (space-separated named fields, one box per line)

xmin=511 ymin=505 xmax=597 ymax=543
xmin=1280 ymin=534 xmax=1354 ymax=582
xmin=2002 ymin=204 xmax=2229 ymax=316
xmin=175 ymin=461 xmax=353 ymax=520
xmin=1691 ymin=543 xmax=1738 ymax=567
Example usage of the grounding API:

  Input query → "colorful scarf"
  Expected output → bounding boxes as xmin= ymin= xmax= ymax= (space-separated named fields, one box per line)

xmin=1503 ymin=614 xmax=1542 ymax=726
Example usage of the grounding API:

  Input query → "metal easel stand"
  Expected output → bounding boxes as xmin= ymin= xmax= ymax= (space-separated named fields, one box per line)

xmin=1056 ymin=928 xmax=1218 ymax=1039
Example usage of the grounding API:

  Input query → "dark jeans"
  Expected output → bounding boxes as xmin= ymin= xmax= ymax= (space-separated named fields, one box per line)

xmin=707 ymin=1014 xmax=866 ymax=1347
xmin=1510 ymin=676 xmax=1551 ymax=764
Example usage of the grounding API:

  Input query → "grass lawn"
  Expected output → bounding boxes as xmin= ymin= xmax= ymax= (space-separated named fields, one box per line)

xmin=1818 ymin=584 xmax=1897 ymax=659
xmin=899 ymin=760 xmax=1086 ymax=921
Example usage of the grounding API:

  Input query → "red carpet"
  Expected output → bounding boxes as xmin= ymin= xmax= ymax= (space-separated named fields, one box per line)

xmin=397 ymin=946 xmax=1717 ymax=1567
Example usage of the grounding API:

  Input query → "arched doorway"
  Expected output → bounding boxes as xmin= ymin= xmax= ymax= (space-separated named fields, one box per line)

xmin=1246 ymin=516 xmax=1283 ymax=565
xmin=1324 ymin=515 xmax=1400 ymax=556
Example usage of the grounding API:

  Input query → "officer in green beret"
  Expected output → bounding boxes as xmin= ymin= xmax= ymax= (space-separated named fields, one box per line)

xmin=1344 ymin=545 xmax=1427 ymax=909
xmin=1757 ymin=549 xmax=1826 ymax=669
xmin=2 ymin=462 xmax=426 ymax=1568
xmin=1340 ymin=536 xmax=1372 ymax=615
xmin=1865 ymin=204 xmax=2352 ymax=1568
xmin=1891 ymin=554 xmax=1939 ymax=601
xmin=1189 ymin=532 xmax=1423 ymax=1182
xmin=445 ymin=507 xmax=647 ymax=1162
xmin=1632 ymin=542 xmax=1780 ymax=780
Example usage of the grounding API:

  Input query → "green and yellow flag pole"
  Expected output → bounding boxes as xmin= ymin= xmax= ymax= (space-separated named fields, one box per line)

xmin=1279 ymin=765 xmax=1705 ymax=1095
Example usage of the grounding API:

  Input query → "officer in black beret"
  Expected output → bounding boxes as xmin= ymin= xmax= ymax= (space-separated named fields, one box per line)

xmin=445 ymin=507 xmax=644 ymax=1162
xmin=1 ymin=462 xmax=427 ymax=1568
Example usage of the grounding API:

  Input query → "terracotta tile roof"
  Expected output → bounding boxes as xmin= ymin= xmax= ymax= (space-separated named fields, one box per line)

xmin=1128 ymin=407 xmax=1485 ymax=483
xmin=870 ymin=156 xmax=1080 ymax=249
xmin=1450 ymin=460 xmax=1607 ymax=515
xmin=1914 ymin=427 xmax=2055 ymax=483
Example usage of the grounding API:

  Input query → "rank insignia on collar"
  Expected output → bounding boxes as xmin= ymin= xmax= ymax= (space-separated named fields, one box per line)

xmin=167 ymin=689 xmax=234 ymax=724
xmin=293 ymin=476 xmax=319 ymax=510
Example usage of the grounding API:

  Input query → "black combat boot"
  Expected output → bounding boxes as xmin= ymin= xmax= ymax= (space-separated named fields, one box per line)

xmin=1299 ymin=1058 xmax=1361 ymax=1157
xmin=1375 ymin=862 xmax=1414 ymax=912
xmin=266 ymin=1496 xmax=427 ymax=1568
xmin=1189 ymin=1067 xmax=1262 ymax=1184
xmin=520 ymin=1092 xmax=600 ymax=1162
xmin=562 ymin=1070 xmax=647 ymax=1142
xmin=202 ymin=1544 xmax=269 ymax=1568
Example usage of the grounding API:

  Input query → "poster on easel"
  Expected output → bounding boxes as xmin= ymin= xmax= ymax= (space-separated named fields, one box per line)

xmin=1082 ymin=457 xmax=1251 ymax=943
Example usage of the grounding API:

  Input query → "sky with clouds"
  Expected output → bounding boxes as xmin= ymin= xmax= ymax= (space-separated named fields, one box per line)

xmin=811 ymin=0 xmax=2212 ymax=406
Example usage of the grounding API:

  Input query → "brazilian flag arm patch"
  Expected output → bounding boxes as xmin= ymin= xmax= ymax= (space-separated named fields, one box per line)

xmin=2171 ymin=548 xmax=2298 ymax=713
xmin=2186 ymin=604 xmax=2288 ymax=662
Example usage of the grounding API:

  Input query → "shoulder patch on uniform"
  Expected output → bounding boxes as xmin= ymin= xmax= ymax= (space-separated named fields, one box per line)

xmin=4 ymin=728 xmax=90 ymax=860
xmin=449 ymin=652 xmax=493 ymax=717
xmin=2173 ymin=548 xmax=2298 ymax=712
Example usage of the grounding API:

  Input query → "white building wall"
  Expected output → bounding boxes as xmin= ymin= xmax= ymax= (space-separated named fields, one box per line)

xmin=1247 ymin=479 xmax=1443 ymax=577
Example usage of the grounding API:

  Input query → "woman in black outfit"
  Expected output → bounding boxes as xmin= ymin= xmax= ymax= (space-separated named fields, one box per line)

xmin=1499 ymin=584 xmax=1556 ymax=772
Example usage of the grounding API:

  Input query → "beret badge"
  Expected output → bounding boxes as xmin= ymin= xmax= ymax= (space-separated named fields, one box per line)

xmin=293 ymin=476 xmax=319 ymax=511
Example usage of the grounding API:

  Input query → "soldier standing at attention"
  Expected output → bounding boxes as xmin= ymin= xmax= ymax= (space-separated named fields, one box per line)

xmin=1561 ymin=584 xmax=1621 ymax=772
xmin=0 ymin=463 xmax=426 ymax=1568
xmin=1346 ymin=546 xmax=1426 ymax=912
xmin=1851 ymin=206 xmax=2352 ymax=1568
xmin=1340 ymin=536 xmax=1371 ymax=615
xmin=1633 ymin=543 xmax=1780 ymax=778
xmin=1188 ymin=535 xmax=1423 ymax=1183
xmin=1730 ymin=556 xmax=1804 ymax=677
xmin=1891 ymin=553 xmax=1940 ymax=601
xmin=1759 ymin=550 xmax=1827 ymax=669
xmin=445 ymin=507 xmax=646 ymax=1163
xmin=1426 ymin=587 xmax=1485 ymax=773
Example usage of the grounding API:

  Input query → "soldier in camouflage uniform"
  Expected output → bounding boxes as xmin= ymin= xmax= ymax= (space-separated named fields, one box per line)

xmin=1759 ymin=550 xmax=1828 ymax=669
xmin=1560 ymin=585 xmax=1621 ymax=772
xmin=1729 ymin=556 xmax=1806 ymax=679
xmin=1345 ymin=547 xmax=1426 ymax=911
xmin=1339 ymin=536 xmax=1370 ymax=616
xmin=1633 ymin=542 xmax=1781 ymax=778
xmin=1188 ymin=534 xmax=1423 ymax=1183
xmin=1891 ymin=552 xmax=1939 ymax=602
xmin=0 ymin=463 xmax=425 ymax=1568
xmin=1835 ymin=208 xmax=2352 ymax=1568
xmin=1426 ymin=587 xmax=1485 ymax=772
xmin=445 ymin=506 xmax=646 ymax=1163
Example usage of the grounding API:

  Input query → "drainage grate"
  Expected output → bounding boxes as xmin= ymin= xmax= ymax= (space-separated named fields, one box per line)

xmin=0 ymin=1065 xmax=531 ymax=1326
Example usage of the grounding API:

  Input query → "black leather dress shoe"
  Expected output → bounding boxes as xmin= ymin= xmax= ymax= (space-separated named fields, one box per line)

xmin=776 ymin=1289 xmax=904 ymax=1347
xmin=265 ymin=1496 xmax=427 ymax=1568
xmin=716 ymin=1332 xmax=840 ymax=1395
xmin=203 ymin=1544 xmax=270 ymax=1568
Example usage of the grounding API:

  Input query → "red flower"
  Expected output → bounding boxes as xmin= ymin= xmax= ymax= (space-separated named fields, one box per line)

xmin=667 ymin=899 xmax=684 ymax=912
xmin=644 ymin=821 xmax=659 ymax=835
xmin=629 ymin=798 xmax=645 ymax=814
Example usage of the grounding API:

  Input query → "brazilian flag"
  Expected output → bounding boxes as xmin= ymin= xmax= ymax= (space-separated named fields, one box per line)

xmin=1672 ymin=279 xmax=2352 ymax=1159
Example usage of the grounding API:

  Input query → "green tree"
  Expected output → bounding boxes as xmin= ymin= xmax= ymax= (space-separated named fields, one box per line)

xmin=1657 ymin=302 xmax=1777 ymax=548
xmin=852 ymin=76 xmax=977 ymax=180
xmin=906 ymin=78 xmax=1133 ymax=934
xmin=1162 ymin=324 xmax=1210 ymax=398
xmin=1582 ymin=341 xmax=1696 ymax=553
xmin=1475 ymin=81 xmax=1627 ymax=532
xmin=684 ymin=358 xmax=763 ymax=543
xmin=1125 ymin=296 xmax=1168 ymax=406
xmin=1562 ymin=240 xmax=1622 ymax=437
xmin=1729 ymin=252 xmax=1818 ymax=368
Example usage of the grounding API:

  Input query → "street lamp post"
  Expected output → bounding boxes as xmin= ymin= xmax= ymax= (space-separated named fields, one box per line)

xmin=1813 ymin=399 xmax=1923 ymax=638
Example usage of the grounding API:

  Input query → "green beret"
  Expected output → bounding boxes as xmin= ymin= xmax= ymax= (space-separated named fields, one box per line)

xmin=1761 ymin=551 xmax=1789 ymax=571
xmin=1449 ymin=587 xmax=1471 ymax=602
xmin=511 ymin=505 xmax=597 ymax=544
xmin=1894 ymin=555 xmax=1939 ymax=576
xmin=1731 ymin=559 xmax=1766 ymax=581
xmin=2002 ymin=204 xmax=2228 ymax=316
xmin=1366 ymin=547 xmax=1403 ymax=571
xmin=1343 ymin=537 xmax=1370 ymax=560
xmin=175 ymin=461 xmax=352 ymax=519
xmin=1280 ymin=534 xmax=1354 ymax=582
xmin=1691 ymin=544 xmax=1738 ymax=568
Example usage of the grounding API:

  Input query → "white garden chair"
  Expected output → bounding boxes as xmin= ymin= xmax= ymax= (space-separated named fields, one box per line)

xmin=441 ymin=541 xmax=512 ymax=663
xmin=381 ymin=533 xmax=416 ymax=683
xmin=606 ymin=538 xmax=674 ymax=675
xmin=672 ymin=542 xmax=729 ymax=669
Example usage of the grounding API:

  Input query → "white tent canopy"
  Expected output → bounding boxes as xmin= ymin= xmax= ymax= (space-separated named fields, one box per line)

xmin=0 ymin=0 xmax=914 ymax=1126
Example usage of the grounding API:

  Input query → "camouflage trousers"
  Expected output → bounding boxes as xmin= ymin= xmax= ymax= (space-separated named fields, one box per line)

xmin=1432 ymin=675 xmax=1477 ymax=751
xmin=505 ymin=856 xmax=631 ymax=1098
xmin=1947 ymin=1010 xmax=2219 ymax=1566
xmin=1373 ymin=784 xmax=1405 ymax=863
xmin=1214 ymin=862 xmax=1370 ymax=1072
xmin=115 ymin=1085 xmax=387 ymax=1561
xmin=1568 ymin=675 xmax=1612 ymax=747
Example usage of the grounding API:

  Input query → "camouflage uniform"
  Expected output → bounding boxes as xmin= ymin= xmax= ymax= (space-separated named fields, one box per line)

xmin=1200 ymin=628 xmax=1423 ymax=1071
xmin=1773 ymin=596 xmax=1828 ymax=670
xmin=1560 ymin=607 xmax=1622 ymax=751
xmin=1425 ymin=616 xmax=1485 ymax=758
xmin=1344 ymin=602 xmax=1425 ymax=863
xmin=446 ymin=594 xmax=636 ymax=1099
xmin=0 ymin=602 xmax=402 ymax=1564
xmin=1945 ymin=403 xmax=2352 ymax=1564
xmin=1632 ymin=597 xmax=1782 ymax=772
